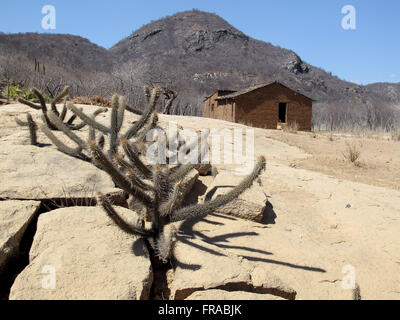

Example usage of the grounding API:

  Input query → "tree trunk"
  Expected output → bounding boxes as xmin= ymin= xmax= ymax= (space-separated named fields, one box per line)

xmin=7 ymin=80 xmax=10 ymax=103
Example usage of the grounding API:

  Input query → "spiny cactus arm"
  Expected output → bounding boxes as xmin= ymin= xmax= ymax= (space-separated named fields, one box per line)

xmin=151 ymin=166 xmax=171 ymax=235
xmin=88 ymin=108 xmax=108 ymax=141
xmin=17 ymin=98 xmax=41 ymax=110
xmin=67 ymin=102 xmax=110 ymax=134
xmin=60 ymin=98 xmax=68 ymax=121
xmin=126 ymin=170 xmax=154 ymax=192
xmin=39 ymin=121 xmax=85 ymax=159
xmin=50 ymin=86 xmax=70 ymax=116
xmin=109 ymin=95 xmax=120 ymax=157
xmin=143 ymin=86 xmax=151 ymax=102
xmin=123 ymin=87 xmax=160 ymax=140
xmin=68 ymin=106 xmax=103 ymax=130
xmin=47 ymin=111 xmax=87 ymax=150
xmin=125 ymin=104 xmax=143 ymax=115
xmin=169 ymin=135 xmax=209 ymax=182
xmin=135 ymin=112 xmax=158 ymax=143
xmin=117 ymin=96 xmax=126 ymax=132
xmin=169 ymin=156 xmax=266 ymax=222
xmin=88 ymin=140 xmax=154 ymax=208
xmin=170 ymin=138 xmax=209 ymax=181
xmin=15 ymin=118 xmax=29 ymax=126
xmin=98 ymin=134 xmax=105 ymax=150
xmin=27 ymin=113 xmax=37 ymax=145
xmin=24 ymin=88 xmax=58 ymax=130
xmin=121 ymin=138 xmax=153 ymax=178
xmin=151 ymin=225 xmax=178 ymax=262
xmin=32 ymin=88 xmax=48 ymax=113
xmin=113 ymin=154 xmax=154 ymax=192
xmin=98 ymin=193 xmax=155 ymax=238
xmin=169 ymin=163 xmax=196 ymax=183
xmin=69 ymin=121 xmax=88 ymax=131
xmin=159 ymin=182 xmax=182 ymax=217
xmin=89 ymin=125 xmax=95 ymax=142
xmin=16 ymin=114 xmax=38 ymax=145
xmin=178 ymin=130 xmax=210 ymax=157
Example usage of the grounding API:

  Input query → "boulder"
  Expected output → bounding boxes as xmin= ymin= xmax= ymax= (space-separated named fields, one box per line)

xmin=185 ymin=289 xmax=284 ymax=300
xmin=0 ymin=200 xmax=41 ymax=274
xmin=176 ymin=211 xmax=350 ymax=300
xmin=204 ymin=171 xmax=267 ymax=222
xmin=0 ymin=144 xmax=123 ymax=203
xmin=171 ymin=236 xmax=296 ymax=300
xmin=9 ymin=206 xmax=153 ymax=300
xmin=176 ymin=169 xmax=200 ymax=207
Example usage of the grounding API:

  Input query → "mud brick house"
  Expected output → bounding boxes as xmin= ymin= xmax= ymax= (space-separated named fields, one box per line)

xmin=203 ymin=82 xmax=314 ymax=131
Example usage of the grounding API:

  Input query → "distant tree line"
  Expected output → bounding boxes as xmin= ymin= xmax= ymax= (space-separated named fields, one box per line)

xmin=1 ymin=51 xmax=399 ymax=131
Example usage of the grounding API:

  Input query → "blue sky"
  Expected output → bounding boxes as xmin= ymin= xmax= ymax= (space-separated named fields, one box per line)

xmin=1 ymin=0 xmax=399 ymax=85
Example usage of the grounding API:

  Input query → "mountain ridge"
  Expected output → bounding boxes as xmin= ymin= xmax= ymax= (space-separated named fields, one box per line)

xmin=0 ymin=10 xmax=398 ymax=128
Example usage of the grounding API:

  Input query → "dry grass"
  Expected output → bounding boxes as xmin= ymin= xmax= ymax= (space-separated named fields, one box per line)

xmin=342 ymin=141 xmax=362 ymax=166
xmin=282 ymin=121 xmax=299 ymax=133
xmin=72 ymin=96 xmax=111 ymax=107
xmin=391 ymin=127 xmax=400 ymax=141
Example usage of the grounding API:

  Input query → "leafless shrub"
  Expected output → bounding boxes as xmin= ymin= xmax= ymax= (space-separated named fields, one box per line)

xmin=282 ymin=121 xmax=299 ymax=133
xmin=342 ymin=141 xmax=362 ymax=166
xmin=72 ymin=96 xmax=112 ymax=107
xmin=391 ymin=127 xmax=400 ymax=141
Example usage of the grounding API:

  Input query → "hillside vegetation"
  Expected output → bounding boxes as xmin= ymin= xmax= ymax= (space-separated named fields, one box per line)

xmin=1 ymin=10 xmax=399 ymax=131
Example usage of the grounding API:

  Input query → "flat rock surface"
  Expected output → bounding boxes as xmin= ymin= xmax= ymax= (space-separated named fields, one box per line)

xmin=171 ymin=234 xmax=296 ymax=300
xmin=0 ymin=144 xmax=119 ymax=200
xmin=185 ymin=289 xmax=284 ymax=300
xmin=9 ymin=206 xmax=153 ymax=300
xmin=1 ymin=106 xmax=399 ymax=300
xmin=204 ymin=172 xmax=267 ymax=221
xmin=0 ymin=200 xmax=41 ymax=273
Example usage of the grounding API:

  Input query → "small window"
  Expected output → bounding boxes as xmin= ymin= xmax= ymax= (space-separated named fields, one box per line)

xmin=279 ymin=103 xmax=287 ymax=123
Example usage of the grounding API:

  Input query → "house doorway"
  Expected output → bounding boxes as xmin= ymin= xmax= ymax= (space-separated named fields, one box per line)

xmin=279 ymin=103 xmax=287 ymax=123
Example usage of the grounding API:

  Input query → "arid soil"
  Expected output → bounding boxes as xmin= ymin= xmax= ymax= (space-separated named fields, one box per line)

xmin=0 ymin=104 xmax=399 ymax=300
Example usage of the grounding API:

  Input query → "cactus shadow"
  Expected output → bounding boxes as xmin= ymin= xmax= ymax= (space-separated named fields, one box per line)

xmin=178 ymin=215 xmax=326 ymax=274
xmin=179 ymin=217 xmax=274 ymax=257
xmin=131 ymin=238 xmax=150 ymax=258
xmin=36 ymin=143 xmax=52 ymax=148
xmin=261 ymin=201 xmax=277 ymax=225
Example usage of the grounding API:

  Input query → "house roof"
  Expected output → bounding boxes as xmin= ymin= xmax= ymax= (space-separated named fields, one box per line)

xmin=215 ymin=81 xmax=316 ymax=101
xmin=203 ymin=89 xmax=236 ymax=102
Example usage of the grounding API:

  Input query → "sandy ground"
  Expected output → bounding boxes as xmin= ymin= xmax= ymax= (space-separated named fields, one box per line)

xmin=0 ymin=104 xmax=399 ymax=299
xmin=159 ymin=114 xmax=400 ymax=299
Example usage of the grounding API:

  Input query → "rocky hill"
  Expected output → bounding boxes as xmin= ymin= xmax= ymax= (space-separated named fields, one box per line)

xmin=0 ymin=10 xmax=398 ymax=127
xmin=110 ymin=10 xmax=351 ymax=99
xmin=0 ymin=32 xmax=113 ymax=73
xmin=366 ymin=82 xmax=400 ymax=106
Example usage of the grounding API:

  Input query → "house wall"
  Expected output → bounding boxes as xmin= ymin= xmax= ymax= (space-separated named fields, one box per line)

xmin=203 ymin=91 xmax=235 ymax=121
xmin=203 ymin=92 xmax=219 ymax=118
xmin=204 ymin=83 xmax=313 ymax=131
xmin=234 ymin=83 xmax=312 ymax=131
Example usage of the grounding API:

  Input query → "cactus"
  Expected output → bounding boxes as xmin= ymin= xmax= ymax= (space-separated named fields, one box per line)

xmin=16 ymin=86 xmax=87 ymax=145
xmin=37 ymin=85 xmax=266 ymax=262
xmin=15 ymin=113 xmax=38 ymax=145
